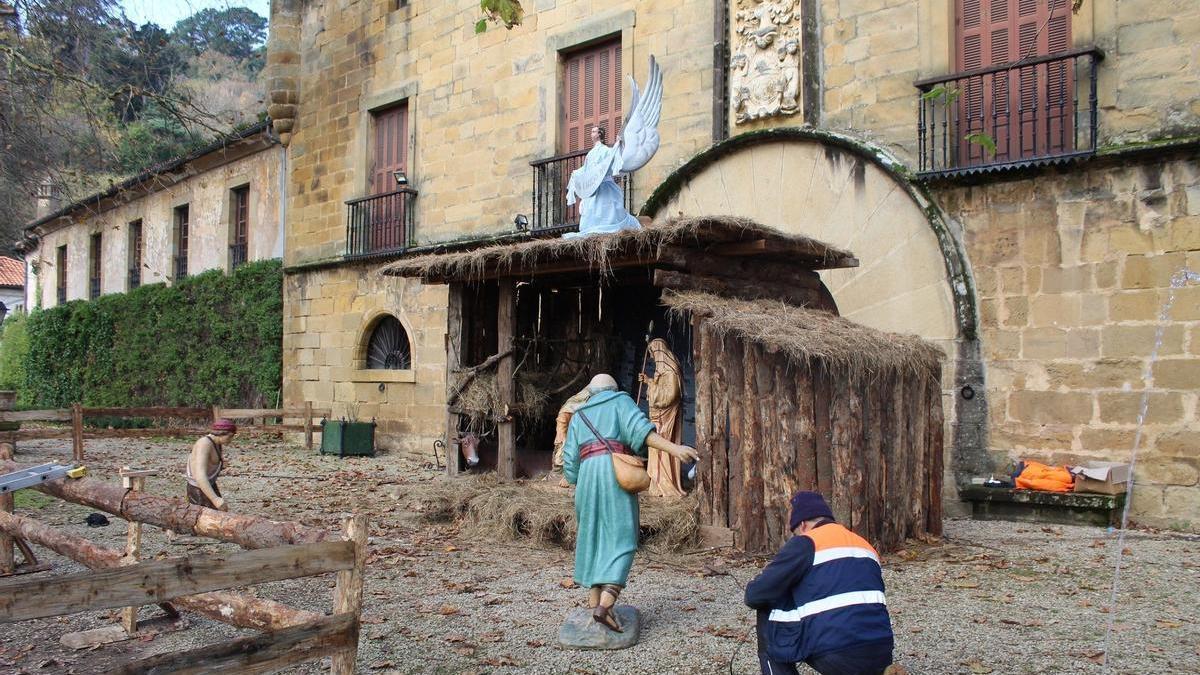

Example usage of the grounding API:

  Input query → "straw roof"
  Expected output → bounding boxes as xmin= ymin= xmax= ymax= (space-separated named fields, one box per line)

xmin=381 ymin=216 xmax=857 ymax=282
xmin=662 ymin=290 xmax=944 ymax=380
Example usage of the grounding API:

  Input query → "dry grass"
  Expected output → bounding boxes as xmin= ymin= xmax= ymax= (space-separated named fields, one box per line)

xmin=454 ymin=371 xmax=552 ymax=433
xmin=664 ymin=290 xmax=944 ymax=381
xmin=381 ymin=216 xmax=855 ymax=281
xmin=413 ymin=474 xmax=700 ymax=553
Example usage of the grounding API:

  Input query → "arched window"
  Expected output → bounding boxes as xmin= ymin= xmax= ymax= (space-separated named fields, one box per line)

xmin=365 ymin=315 xmax=411 ymax=369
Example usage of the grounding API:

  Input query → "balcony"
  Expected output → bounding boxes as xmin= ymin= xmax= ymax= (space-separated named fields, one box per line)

xmin=915 ymin=47 xmax=1103 ymax=179
xmin=530 ymin=150 xmax=633 ymax=234
xmin=229 ymin=242 xmax=248 ymax=270
xmin=345 ymin=188 xmax=416 ymax=259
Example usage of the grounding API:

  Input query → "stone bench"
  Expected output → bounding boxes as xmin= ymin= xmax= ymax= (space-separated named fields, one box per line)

xmin=960 ymin=486 xmax=1125 ymax=527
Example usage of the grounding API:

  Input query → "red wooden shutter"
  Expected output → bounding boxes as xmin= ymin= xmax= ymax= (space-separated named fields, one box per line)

xmin=233 ymin=187 xmax=249 ymax=245
xmin=371 ymin=104 xmax=408 ymax=196
xmin=56 ymin=245 xmax=67 ymax=302
xmin=561 ymin=39 xmax=622 ymax=154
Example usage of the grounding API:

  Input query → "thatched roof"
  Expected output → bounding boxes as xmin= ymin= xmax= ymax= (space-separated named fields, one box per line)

xmin=381 ymin=216 xmax=857 ymax=282
xmin=662 ymin=290 xmax=944 ymax=380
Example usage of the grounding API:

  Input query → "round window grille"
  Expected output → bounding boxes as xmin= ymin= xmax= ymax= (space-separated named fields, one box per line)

xmin=365 ymin=316 xmax=411 ymax=369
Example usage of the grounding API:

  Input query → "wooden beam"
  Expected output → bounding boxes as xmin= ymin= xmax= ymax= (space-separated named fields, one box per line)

xmin=423 ymin=255 xmax=658 ymax=284
xmin=0 ymin=540 xmax=354 ymax=623
xmin=304 ymin=401 xmax=314 ymax=452
xmin=111 ymin=613 xmax=355 ymax=675
xmin=0 ymin=443 xmax=11 ymax=575
xmin=71 ymin=403 xmax=84 ymax=461
xmin=331 ymin=514 xmax=367 ymax=675
xmin=0 ymin=409 xmax=72 ymax=423
xmin=0 ymin=460 xmax=334 ymax=549
xmin=80 ymin=407 xmax=211 ymax=418
xmin=0 ymin=509 xmax=319 ymax=630
xmin=656 ymin=246 xmax=826 ymax=289
xmin=706 ymin=238 xmax=860 ymax=269
xmin=445 ymin=283 xmax=464 ymax=476
xmin=121 ymin=468 xmax=148 ymax=635
xmin=496 ymin=281 xmax=516 ymax=481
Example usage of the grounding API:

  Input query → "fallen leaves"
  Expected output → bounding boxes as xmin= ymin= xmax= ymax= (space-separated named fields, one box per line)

xmin=961 ymin=659 xmax=993 ymax=674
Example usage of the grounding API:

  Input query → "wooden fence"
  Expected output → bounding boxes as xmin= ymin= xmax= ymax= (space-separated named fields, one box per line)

xmin=0 ymin=403 xmax=331 ymax=459
xmin=0 ymin=450 xmax=366 ymax=674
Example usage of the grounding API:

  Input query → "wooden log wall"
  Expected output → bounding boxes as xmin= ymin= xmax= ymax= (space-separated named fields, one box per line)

xmin=692 ymin=322 xmax=943 ymax=554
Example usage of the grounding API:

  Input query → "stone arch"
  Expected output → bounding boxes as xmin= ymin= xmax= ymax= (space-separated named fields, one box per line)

xmin=642 ymin=128 xmax=976 ymax=343
xmin=642 ymin=128 xmax=989 ymax=494
xmin=355 ymin=310 xmax=414 ymax=370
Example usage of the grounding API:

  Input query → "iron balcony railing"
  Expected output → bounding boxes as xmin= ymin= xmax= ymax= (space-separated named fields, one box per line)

xmin=128 ymin=267 xmax=140 ymax=290
xmin=345 ymin=187 xmax=416 ymax=258
xmin=174 ymin=256 xmax=188 ymax=280
xmin=915 ymin=47 xmax=1103 ymax=178
xmin=229 ymin=242 xmax=248 ymax=270
xmin=530 ymin=149 xmax=633 ymax=234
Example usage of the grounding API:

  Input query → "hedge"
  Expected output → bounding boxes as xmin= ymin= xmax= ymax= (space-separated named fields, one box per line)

xmin=0 ymin=311 xmax=31 ymax=405
xmin=23 ymin=259 xmax=282 ymax=409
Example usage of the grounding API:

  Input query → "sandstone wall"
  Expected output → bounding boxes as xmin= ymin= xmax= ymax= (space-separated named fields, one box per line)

xmin=936 ymin=154 xmax=1200 ymax=527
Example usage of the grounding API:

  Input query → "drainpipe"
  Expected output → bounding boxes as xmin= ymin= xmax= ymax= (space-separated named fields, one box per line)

xmin=274 ymin=144 xmax=287 ymax=260
xmin=712 ymin=0 xmax=730 ymax=143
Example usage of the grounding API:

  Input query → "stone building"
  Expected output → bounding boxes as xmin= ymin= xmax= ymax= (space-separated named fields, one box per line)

xmin=269 ymin=1 xmax=1199 ymax=527
xmin=18 ymin=121 xmax=284 ymax=309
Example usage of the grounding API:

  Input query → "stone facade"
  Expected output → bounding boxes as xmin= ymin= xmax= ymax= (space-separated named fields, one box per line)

xmin=25 ymin=131 xmax=283 ymax=309
xmin=277 ymin=0 xmax=717 ymax=457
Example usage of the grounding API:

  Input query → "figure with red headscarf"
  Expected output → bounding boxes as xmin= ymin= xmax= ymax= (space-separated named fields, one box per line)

xmin=186 ymin=418 xmax=237 ymax=511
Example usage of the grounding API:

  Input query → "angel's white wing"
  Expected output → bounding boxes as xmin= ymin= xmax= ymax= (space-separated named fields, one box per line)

xmin=618 ymin=56 xmax=663 ymax=174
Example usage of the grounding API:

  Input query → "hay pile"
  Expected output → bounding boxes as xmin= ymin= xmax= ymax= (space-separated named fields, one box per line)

xmin=663 ymin=290 xmax=944 ymax=380
xmin=413 ymin=474 xmax=700 ymax=553
xmin=454 ymin=371 xmax=552 ymax=433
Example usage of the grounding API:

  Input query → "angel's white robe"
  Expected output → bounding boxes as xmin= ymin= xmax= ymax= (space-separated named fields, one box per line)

xmin=564 ymin=142 xmax=640 ymax=238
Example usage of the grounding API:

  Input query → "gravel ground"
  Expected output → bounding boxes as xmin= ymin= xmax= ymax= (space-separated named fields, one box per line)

xmin=2 ymin=437 xmax=1198 ymax=674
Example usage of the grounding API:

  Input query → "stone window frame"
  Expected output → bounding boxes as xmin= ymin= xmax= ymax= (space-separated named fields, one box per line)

xmin=351 ymin=309 xmax=417 ymax=384
xmin=542 ymin=10 xmax=637 ymax=159
xmin=357 ymin=82 xmax=419 ymax=200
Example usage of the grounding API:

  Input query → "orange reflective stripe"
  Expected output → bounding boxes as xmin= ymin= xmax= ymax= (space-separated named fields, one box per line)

xmin=802 ymin=523 xmax=879 ymax=557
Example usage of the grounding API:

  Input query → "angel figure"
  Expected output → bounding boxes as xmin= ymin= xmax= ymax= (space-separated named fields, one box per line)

xmin=564 ymin=56 xmax=663 ymax=239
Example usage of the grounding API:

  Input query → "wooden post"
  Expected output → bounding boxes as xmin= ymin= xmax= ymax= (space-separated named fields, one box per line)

xmin=496 ymin=281 xmax=516 ymax=481
xmin=332 ymin=513 xmax=367 ymax=675
xmin=445 ymin=283 xmax=464 ymax=476
xmin=0 ymin=442 xmax=12 ymax=575
xmin=120 ymin=467 xmax=154 ymax=635
xmin=303 ymin=401 xmax=314 ymax=451
xmin=71 ymin=404 xmax=84 ymax=462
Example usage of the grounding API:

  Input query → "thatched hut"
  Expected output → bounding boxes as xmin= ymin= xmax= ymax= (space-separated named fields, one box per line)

xmin=382 ymin=216 xmax=943 ymax=553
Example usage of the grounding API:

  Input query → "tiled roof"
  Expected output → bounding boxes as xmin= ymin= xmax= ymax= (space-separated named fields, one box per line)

xmin=0 ymin=257 xmax=24 ymax=287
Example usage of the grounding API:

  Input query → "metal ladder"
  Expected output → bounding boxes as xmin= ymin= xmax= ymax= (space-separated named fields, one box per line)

xmin=0 ymin=462 xmax=86 ymax=494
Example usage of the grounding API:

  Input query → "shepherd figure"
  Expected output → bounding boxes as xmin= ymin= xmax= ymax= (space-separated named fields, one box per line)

xmin=564 ymin=56 xmax=663 ymax=238
xmin=562 ymin=374 xmax=699 ymax=632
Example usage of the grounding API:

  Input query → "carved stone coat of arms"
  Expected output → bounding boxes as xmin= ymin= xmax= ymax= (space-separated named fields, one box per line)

xmin=731 ymin=0 xmax=802 ymax=123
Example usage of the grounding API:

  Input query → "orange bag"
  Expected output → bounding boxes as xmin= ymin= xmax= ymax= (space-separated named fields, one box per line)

xmin=1015 ymin=460 xmax=1074 ymax=492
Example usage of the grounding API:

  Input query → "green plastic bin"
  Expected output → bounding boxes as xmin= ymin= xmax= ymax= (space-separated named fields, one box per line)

xmin=319 ymin=420 xmax=376 ymax=457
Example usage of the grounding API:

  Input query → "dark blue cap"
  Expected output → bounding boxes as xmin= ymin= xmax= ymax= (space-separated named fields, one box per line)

xmin=789 ymin=491 xmax=834 ymax=531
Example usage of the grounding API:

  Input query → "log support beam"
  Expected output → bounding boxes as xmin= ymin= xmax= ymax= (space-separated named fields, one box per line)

xmin=496 ymin=281 xmax=517 ymax=481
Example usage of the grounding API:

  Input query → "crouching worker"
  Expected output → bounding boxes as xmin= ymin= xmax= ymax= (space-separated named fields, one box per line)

xmin=744 ymin=491 xmax=896 ymax=675
xmin=186 ymin=418 xmax=237 ymax=511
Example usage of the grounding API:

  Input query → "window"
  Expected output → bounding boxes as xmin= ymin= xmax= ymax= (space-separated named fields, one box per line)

xmin=561 ymin=38 xmax=622 ymax=154
xmin=174 ymin=204 xmax=189 ymax=280
xmin=371 ymin=104 xmax=408 ymax=196
xmin=230 ymin=186 xmax=249 ymax=270
xmin=56 ymin=245 xmax=67 ymax=304
xmin=955 ymin=0 xmax=1073 ymax=162
xmin=89 ymin=233 xmax=102 ymax=300
xmin=365 ymin=316 xmax=411 ymax=370
xmin=128 ymin=220 xmax=142 ymax=289
xmin=345 ymin=102 xmax=410 ymax=255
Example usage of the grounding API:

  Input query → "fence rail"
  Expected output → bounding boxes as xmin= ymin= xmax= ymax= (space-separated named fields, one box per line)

xmin=530 ymin=149 xmax=634 ymax=233
xmin=345 ymin=187 xmax=417 ymax=258
xmin=915 ymin=47 xmax=1103 ymax=178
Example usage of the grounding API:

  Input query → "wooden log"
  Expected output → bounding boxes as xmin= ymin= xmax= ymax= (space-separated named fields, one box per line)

xmin=0 ymin=429 xmax=74 ymax=442
xmin=772 ymin=357 xmax=801 ymax=549
xmin=331 ymin=514 xmax=368 ymax=675
xmin=0 ymin=509 xmax=312 ymax=628
xmin=927 ymin=377 xmax=945 ymax=537
xmin=693 ymin=319 xmax=714 ymax=526
xmin=908 ymin=377 xmax=928 ymax=539
xmin=0 ymin=409 xmax=72 ymax=422
xmin=861 ymin=377 xmax=883 ymax=547
xmin=304 ymin=401 xmax=314 ymax=452
xmin=0 ymin=540 xmax=354 ymax=622
xmin=80 ymin=407 xmax=212 ymax=419
xmin=653 ymin=269 xmax=823 ymax=309
xmin=121 ymin=468 xmax=148 ymax=635
xmin=755 ymin=347 xmax=781 ymax=549
xmin=61 ymin=615 xmax=188 ymax=650
xmin=793 ymin=362 xmax=817 ymax=495
xmin=724 ymin=335 xmax=745 ymax=538
xmin=496 ymin=281 xmax=516 ymax=481
xmin=847 ymin=377 xmax=868 ymax=539
xmin=112 ymin=613 xmax=355 ymax=675
xmin=0 ymin=443 xmax=11 ymax=575
xmin=71 ymin=403 xmax=84 ymax=461
xmin=216 ymin=408 xmax=286 ymax=419
xmin=707 ymin=325 xmax=730 ymax=529
xmin=812 ymin=363 xmax=833 ymax=501
xmin=876 ymin=373 xmax=895 ymax=551
xmin=740 ymin=342 xmax=765 ymax=552
xmin=656 ymin=246 xmax=826 ymax=290
xmin=888 ymin=375 xmax=907 ymax=548
xmin=0 ymin=460 xmax=332 ymax=549
xmin=828 ymin=376 xmax=854 ymax=528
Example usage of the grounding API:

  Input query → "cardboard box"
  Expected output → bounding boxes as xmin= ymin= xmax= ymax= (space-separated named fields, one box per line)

xmin=1071 ymin=462 xmax=1131 ymax=495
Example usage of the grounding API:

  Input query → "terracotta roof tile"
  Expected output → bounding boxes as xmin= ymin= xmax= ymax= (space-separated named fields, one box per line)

xmin=0 ymin=257 xmax=24 ymax=287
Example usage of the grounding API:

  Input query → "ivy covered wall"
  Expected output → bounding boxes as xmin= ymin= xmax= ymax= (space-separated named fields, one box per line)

xmin=23 ymin=260 xmax=282 ymax=409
